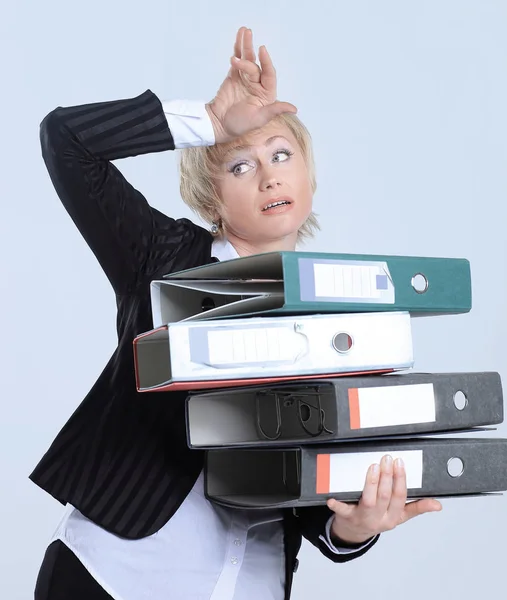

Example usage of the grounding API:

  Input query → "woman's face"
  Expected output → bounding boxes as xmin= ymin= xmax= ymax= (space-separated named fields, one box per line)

xmin=214 ymin=120 xmax=313 ymax=248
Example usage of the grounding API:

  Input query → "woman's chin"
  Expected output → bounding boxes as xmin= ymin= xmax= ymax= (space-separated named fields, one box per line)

xmin=231 ymin=213 xmax=310 ymax=246
xmin=258 ymin=211 xmax=308 ymax=236
xmin=251 ymin=226 xmax=301 ymax=246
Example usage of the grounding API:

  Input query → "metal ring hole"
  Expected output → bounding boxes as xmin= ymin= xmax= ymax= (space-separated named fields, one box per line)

xmin=411 ymin=273 xmax=429 ymax=294
xmin=332 ymin=332 xmax=353 ymax=354
xmin=453 ymin=390 xmax=468 ymax=411
xmin=447 ymin=457 xmax=464 ymax=478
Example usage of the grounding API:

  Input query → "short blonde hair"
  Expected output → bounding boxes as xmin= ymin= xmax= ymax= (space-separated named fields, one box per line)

xmin=178 ymin=112 xmax=320 ymax=243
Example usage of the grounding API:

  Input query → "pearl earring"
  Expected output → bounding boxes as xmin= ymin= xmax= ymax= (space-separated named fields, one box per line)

xmin=210 ymin=222 xmax=219 ymax=234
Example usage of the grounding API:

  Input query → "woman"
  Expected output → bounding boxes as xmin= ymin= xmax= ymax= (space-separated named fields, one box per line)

xmin=32 ymin=27 xmax=441 ymax=600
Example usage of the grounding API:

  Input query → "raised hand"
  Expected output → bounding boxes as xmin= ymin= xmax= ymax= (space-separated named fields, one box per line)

xmin=206 ymin=27 xmax=297 ymax=144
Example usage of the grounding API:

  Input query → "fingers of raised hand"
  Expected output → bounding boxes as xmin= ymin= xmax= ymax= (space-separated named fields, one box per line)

xmin=241 ymin=27 xmax=256 ymax=62
xmin=231 ymin=29 xmax=261 ymax=86
xmin=233 ymin=27 xmax=245 ymax=58
xmin=258 ymin=45 xmax=277 ymax=90
xmin=230 ymin=27 xmax=247 ymax=81
xmin=230 ymin=29 xmax=276 ymax=95
xmin=230 ymin=56 xmax=261 ymax=83
xmin=233 ymin=27 xmax=256 ymax=62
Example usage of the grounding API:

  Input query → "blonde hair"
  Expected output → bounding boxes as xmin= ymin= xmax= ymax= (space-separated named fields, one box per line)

xmin=178 ymin=112 xmax=320 ymax=243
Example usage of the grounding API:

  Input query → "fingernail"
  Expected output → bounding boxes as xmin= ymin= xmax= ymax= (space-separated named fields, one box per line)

xmin=395 ymin=457 xmax=405 ymax=470
xmin=372 ymin=463 xmax=380 ymax=476
xmin=383 ymin=455 xmax=393 ymax=469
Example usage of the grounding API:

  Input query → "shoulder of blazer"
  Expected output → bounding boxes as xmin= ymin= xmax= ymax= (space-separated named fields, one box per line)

xmin=139 ymin=212 xmax=215 ymax=284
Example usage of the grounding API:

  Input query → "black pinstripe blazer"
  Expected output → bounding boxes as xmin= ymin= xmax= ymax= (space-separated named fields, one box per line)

xmin=30 ymin=89 xmax=377 ymax=599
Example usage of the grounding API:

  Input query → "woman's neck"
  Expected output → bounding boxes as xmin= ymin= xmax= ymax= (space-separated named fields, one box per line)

xmin=225 ymin=232 xmax=298 ymax=257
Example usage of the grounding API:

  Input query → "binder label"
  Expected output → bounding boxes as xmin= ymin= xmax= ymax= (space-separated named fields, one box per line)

xmin=299 ymin=258 xmax=395 ymax=304
xmin=348 ymin=383 xmax=436 ymax=429
xmin=188 ymin=324 xmax=306 ymax=368
xmin=316 ymin=450 xmax=423 ymax=494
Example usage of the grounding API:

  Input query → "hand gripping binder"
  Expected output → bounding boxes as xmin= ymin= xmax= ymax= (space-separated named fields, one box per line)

xmin=204 ymin=437 xmax=507 ymax=508
xmin=185 ymin=372 xmax=503 ymax=448
xmin=133 ymin=311 xmax=414 ymax=392
xmin=150 ymin=250 xmax=471 ymax=326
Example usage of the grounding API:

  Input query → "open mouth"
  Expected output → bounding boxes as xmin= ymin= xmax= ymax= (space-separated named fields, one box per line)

xmin=262 ymin=199 xmax=292 ymax=211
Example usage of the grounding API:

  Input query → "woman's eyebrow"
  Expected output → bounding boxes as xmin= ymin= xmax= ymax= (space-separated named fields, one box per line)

xmin=225 ymin=135 xmax=291 ymax=157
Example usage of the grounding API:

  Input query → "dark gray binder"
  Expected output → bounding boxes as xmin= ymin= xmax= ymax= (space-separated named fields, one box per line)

xmin=186 ymin=372 xmax=503 ymax=448
xmin=205 ymin=437 xmax=507 ymax=508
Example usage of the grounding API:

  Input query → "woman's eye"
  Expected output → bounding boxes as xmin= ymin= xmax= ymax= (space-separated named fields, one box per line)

xmin=273 ymin=150 xmax=293 ymax=163
xmin=232 ymin=162 xmax=251 ymax=175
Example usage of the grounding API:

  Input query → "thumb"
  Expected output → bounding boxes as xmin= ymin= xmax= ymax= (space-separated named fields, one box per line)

xmin=259 ymin=101 xmax=298 ymax=123
xmin=327 ymin=498 xmax=355 ymax=519
xmin=403 ymin=499 xmax=442 ymax=523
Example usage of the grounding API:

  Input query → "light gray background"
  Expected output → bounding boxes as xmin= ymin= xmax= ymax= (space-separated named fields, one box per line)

xmin=1 ymin=1 xmax=506 ymax=598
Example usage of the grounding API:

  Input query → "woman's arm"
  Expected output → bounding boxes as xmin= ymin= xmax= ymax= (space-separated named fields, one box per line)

xmin=40 ymin=89 xmax=188 ymax=295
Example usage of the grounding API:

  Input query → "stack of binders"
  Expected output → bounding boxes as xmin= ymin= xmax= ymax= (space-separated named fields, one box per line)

xmin=133 ymin=251 xmax=507 ymax=509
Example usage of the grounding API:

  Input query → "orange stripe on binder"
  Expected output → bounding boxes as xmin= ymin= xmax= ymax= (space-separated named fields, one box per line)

xmin=316 ymin=453 xmax=331 ymax=494
xmin=348 ymin=388 xmax=361 ymax=429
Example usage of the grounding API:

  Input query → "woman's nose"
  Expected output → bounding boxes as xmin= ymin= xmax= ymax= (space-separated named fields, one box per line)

xmin=260 ymin=173 xmax=282 ymax=191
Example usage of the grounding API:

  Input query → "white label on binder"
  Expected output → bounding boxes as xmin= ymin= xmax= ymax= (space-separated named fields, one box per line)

xmin=319 ymin=450 xmax=423 ymax=493
xmin=207 ymin=327 xmax=298 ymax=365
xmin=313 ymin=262 xmax=394 ymax=301
xmin=349 ymin=383 xmax=436 ymax=429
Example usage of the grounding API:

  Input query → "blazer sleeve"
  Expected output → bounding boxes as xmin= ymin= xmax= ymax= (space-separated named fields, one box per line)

xmin=39 ymin=89 xmax=197 ymax=294
xmin=294 ymin=506 xmax=380 ymax=563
